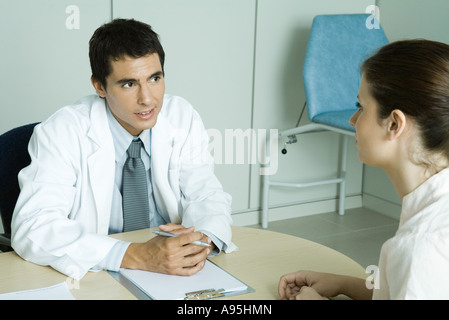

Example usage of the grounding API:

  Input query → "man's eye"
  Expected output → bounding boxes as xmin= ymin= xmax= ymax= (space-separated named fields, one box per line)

xmin=123 ymin=82 xmax=133 ymax=88
xmin=150 ymin=76 xmax=160 ymax=83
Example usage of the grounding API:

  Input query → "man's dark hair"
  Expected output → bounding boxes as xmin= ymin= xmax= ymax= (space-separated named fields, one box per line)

xmin=89 ymin=18 xmax=165 ymax=88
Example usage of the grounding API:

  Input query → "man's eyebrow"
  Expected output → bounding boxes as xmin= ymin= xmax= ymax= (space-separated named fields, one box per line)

xmin=115 ymin=71 xmax=164 ymax=85
xmin=150 ymin=71 xmax=164 ymax=78
xmin=115 ymin=78 xmax=137 ymax=85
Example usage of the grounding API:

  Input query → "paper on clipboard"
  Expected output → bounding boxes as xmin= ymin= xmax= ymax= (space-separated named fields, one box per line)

xmin=117 ymin=260 xmax=253 ymax=300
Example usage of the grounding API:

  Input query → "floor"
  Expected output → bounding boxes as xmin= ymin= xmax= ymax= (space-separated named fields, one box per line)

xmin=248 ymin=207 xmax=399 ymax=270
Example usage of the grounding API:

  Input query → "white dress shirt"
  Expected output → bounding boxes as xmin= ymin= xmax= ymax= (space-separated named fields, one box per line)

xmin=373 ymin=167 xmax=449 ymax=299
xmin=95 ymin=104 xmax=222 ymax=271
xmin=106 ymin=105 xmax=168 ymax=232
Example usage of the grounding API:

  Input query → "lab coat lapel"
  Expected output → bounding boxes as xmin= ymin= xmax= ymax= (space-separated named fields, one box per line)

xmin=151 ymin=114 xmax=180 ymax=224
xmin=87 ymin=98 xmax=115 ymax=234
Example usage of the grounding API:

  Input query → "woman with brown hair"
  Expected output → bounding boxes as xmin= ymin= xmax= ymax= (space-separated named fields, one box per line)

xmin=278 ymin=39 xmax=449 ymax=300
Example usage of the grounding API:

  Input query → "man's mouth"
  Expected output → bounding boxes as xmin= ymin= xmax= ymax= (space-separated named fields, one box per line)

xmin=136 ymin=109 xmax=154 ymax=119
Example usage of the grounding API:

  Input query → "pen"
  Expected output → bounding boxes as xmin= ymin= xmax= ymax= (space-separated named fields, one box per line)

xmin=152 ymin=230 xmax=211 ymax=247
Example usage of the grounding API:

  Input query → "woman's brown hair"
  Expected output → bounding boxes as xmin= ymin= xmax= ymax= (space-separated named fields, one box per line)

xmin=362 ymin=39 xmax=449 ymax=159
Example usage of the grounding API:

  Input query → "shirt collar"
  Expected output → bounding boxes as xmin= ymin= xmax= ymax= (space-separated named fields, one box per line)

xmin=400 ymin=167 xmax=449 ymax=226
xmin=106 ymin=105 xmax=151 ymax=163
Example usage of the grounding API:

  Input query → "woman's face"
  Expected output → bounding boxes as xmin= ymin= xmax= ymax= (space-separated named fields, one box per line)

xmin=349 ymin=75 xmax=390 ymax=167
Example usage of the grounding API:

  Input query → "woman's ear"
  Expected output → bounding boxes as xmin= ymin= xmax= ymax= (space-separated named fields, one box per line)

xmin=387 ymin=109 xmax=407 ymax=141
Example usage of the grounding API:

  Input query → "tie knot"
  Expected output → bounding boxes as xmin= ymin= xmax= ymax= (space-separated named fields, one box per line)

xmin=127 ymin=139 xmax=142 ymax=159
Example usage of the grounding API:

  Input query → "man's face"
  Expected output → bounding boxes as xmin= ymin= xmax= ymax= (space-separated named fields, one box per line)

xmin=92 ymin=53 xmax=165 ymax=136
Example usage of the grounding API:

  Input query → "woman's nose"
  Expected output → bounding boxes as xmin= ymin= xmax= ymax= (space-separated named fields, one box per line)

xmin=349 ymin=110 xmax=359 ymax=127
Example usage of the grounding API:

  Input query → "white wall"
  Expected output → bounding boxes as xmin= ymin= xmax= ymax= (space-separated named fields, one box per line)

xmin=112 ymin=0 xmax=256 ymax=214
xmin=0 ymin=0 xmax=371 ymax=228
xmin=249 ymin=0 xmax=373 ymax=224
xmin=2 ymin=0 xmax=447 ymax=231
xmin=112 ymin=0 xmax=372 ymax=225
xmin=0 ymin=0 xmax=109 ymax=131
xmin=0 ymin=0 xmax=111 ymax=234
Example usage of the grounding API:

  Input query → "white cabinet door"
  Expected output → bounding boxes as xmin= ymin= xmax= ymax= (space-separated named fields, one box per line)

xmin=113 ymin=0 xmax=256 ymax=212
xmin=250 ymin=0 xmax=373 ymax=209
xmin=0 ymin=0 xmax=110 ymax=134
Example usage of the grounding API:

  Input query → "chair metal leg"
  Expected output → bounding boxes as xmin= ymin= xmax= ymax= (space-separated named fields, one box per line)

xmin=261 ymin=125 xmax=353 ymax=227
xmin=261 ymin=130 xmax=272 ymax=229
xmin=262 ymin=173 xmax=270 ymax=229
xmin=338 ymin=135 xmax=349 ymax=215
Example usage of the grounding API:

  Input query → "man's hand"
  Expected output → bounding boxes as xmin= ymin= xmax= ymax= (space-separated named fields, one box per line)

xmin=121 ymin=223 xmax=212 ymax=276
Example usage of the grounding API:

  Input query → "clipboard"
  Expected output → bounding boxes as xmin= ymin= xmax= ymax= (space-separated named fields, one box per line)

xmin=108 ymin=259 xmax=254 ymax=300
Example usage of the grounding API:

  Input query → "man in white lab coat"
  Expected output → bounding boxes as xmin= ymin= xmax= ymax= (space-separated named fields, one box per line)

xmin=11 ymin=19 xmax=235 ymax=280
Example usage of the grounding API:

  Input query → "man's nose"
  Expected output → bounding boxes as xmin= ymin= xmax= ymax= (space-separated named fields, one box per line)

xmin=138 ymin=84 xmax=153 ymax=105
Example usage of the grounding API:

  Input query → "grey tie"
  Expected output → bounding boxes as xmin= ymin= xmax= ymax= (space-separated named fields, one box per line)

xmin=122 ymin=138 xmax=150 ymax=232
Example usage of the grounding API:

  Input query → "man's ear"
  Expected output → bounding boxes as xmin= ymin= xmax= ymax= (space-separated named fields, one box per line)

xmin=387 ymin=109 xmax=407 ymax=141
xmin=91 ymin=76 xmax=106 ymax=98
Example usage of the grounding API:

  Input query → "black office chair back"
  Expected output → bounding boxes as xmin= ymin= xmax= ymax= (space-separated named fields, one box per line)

xmin=0 ymin=123 xmax=39 ymax=241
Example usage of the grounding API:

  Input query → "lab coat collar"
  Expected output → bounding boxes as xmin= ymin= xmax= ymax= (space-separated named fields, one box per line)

xmin=150 ymin=108 xmax=180 ymax=224
xmin=86 ymin=96 xmax=115 ymax=234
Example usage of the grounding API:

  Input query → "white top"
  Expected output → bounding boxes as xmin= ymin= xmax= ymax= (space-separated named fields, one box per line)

xmin=373 ymin=167 xmax=449 ymax=299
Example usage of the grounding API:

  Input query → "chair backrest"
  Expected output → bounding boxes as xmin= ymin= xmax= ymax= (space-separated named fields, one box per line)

xmin=0 ymin=123 xmax=39 ymax=235
xmin=303 ymin=14 xmax=388 ymax=121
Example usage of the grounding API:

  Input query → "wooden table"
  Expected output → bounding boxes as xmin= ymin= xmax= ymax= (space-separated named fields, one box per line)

xmin=0 ymin=226 xmax=366 ymax=299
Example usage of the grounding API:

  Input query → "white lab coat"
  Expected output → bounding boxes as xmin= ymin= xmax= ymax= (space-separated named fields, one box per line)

xmin=11 ymin=94 xmax=235 ymax=279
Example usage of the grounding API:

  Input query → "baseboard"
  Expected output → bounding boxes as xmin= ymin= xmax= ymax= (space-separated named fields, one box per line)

xmin=231 ymin=195 xmax=362 ymax=226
